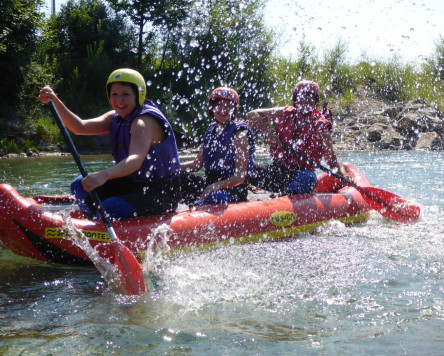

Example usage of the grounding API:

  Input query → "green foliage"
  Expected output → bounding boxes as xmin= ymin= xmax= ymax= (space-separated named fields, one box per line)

xmin=63 ymin=41 xmax=114 ymax=115
xmin=418 ymin=36 xmax=444 ymax=111
xmin=23 ymin=139 xmax=38 ymax=152
xmin=0 ymin=136 xmax=37 ymax=154
xmin=0 ymin=0 xmax=45 ymax=116
xmin=423 ymin=35 xmax=444 ymax=82
xmin=268 ymin=39 xmax=354 ymax=110
xmin=18 ymin=61 xmax=59 ymax=121
xmin=34 ymin=114 xmax=62 ymax=145
xmin=332 ymin=88 xmax=358 ymax=114
xmin=268 ymin=57 xmax=300 ymax=107
xmin=294 ymin=38 xmax=316 ymax=78
xmin=4 ymin=0 xmax=444 ymax=151
xmin=351 ymin=58 xmax=414 ymax=102
xmin=316 ymin=40 xmax=354 ymax=98
xmin=0 ymin=137 xmax=20 ymax=154
xmin=408 ymin=70 xmax=444 ymax=112
xmin=106 ymin=0 xmax=192 ymax=66
xmin=46 ymin=0 xmax=137 ymax=115
xmin=150 ymin=0 xmax=275 ymax=137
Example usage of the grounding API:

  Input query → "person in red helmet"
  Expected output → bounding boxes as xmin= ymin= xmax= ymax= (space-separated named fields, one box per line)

xmin=179 ymin=87 xmax=255 ymax=205
xmin=245 ymin=80 xmax=354 ymax=195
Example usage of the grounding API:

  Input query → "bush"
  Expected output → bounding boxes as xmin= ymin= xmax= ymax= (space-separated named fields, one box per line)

xmin=316 ymin=40 xmax=354 ymax=97
xmin=351 ymin=58 xmax=413 ymax=102
xmin=0 ymin=137 xmax=20 ymax=154
xmin=34 ymin=114 xmax=61 ymax=145
xmin=22 ymin=139 xmax=37 ymax=152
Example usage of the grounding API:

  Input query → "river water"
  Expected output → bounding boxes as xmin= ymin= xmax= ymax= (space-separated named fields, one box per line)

xmin=0 ymin=151 xmax=443 ymax=355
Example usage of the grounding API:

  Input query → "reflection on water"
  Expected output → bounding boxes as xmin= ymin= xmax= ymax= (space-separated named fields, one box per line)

xmin=0 ymin=154 xmax=113 ymax=196
xmin=1 ymin=151 xmax=444 ymax=354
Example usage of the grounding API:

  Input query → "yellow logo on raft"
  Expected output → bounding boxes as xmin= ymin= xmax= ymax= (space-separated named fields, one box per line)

xmin=45 ymin=228 xmax=110 ymax=242
xmin=269 ymin=211 xmax=297 ymax=227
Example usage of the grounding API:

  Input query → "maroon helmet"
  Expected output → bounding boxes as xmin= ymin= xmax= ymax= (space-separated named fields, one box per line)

xmin=292 ymin=81 xmax=320 ymax=105
xmin=208 ymin=87 xmax=240 ymax=120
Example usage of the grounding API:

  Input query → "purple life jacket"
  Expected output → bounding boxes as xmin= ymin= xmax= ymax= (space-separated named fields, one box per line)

xmin=203 ymin=121 xmax=255 ymax=179
xmin=109 ymin=101 xmax=180 ymax=182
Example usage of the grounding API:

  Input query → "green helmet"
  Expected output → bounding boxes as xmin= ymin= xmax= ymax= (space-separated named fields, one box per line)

xmin=106 ymin=68 xmax=146 ymax=107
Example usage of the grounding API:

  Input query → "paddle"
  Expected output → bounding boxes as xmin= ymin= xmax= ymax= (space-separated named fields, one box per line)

xmin=282 ymin=144 xmax=420 ymax=223
xmin=48 ymin=100 xmax=147 ymax=295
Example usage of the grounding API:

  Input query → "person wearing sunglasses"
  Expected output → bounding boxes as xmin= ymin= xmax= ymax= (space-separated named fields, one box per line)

xmin=245 ymin=80 xmax=354 ymax=195
xmin=179 ymin=87 xmax=255 ymax=206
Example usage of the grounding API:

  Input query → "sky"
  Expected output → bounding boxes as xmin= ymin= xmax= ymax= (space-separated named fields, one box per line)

xmin=44 ymin=0 xmax=444 ymax=64
xmin=263 ymin=0 xmax=444 ymax=64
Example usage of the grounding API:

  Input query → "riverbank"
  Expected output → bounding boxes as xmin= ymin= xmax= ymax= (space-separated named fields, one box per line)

xmin=1 ymin=87 xmax=443 ymax=159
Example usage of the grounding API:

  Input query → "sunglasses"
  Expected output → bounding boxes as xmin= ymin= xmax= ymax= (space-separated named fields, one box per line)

xmin=294 ymin=92 xmax=319 ymax=102
xmin=210 ymin=98 xmax=236 ymax=107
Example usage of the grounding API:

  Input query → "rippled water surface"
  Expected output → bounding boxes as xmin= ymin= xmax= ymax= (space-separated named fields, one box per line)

xmin=0 ymin=151 xmax=443 ymax=355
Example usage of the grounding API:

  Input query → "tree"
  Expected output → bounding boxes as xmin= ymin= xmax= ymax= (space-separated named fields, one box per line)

xmin=46 ymin=0 xmax=137 ymax=114
xmin=106 ymin=0 xmax=193 ymax=67
xmin=155 ymin=0 xmax=276 ymax=137
xmin=318 ymin=39 xmax=352 ymax=97
xmin=424 ymin=35 xmax=444 ymax=82
xmin=0 ymin=0 xmax=45 ymax=125
xmin=295 ymin=37 xmax=316 ymax=79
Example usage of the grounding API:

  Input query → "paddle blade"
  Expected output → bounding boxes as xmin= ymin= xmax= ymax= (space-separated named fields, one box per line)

xmin=111 ymin=240 xmax=148 ymax=295
xmin=358 ymin=186 xmax=420 ymax=223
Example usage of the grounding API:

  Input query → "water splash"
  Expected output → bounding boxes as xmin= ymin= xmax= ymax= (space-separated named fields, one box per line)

xmin=62 ymin=213 xmax=130 ymax=295
xmin=140 ymin=223 xmax=174 ymax=291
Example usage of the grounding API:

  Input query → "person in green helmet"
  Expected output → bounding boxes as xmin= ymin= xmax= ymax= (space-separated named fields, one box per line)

xmin=39 ymin=68 xmax=181 ymax=220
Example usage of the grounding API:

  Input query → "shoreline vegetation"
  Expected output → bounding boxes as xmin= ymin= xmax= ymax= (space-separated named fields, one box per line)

xmin=2 ymin=0 xmax=444 ymax=157
xmin=2 ymin=83 xmax=443 ymax=159
xmin=1 ymin=99 xmax=443 ymax=159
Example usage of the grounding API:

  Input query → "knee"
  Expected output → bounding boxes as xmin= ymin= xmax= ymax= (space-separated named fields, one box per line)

xmin=286 ymin=170 xmax=317 ymax=194
xmin=300 ymin=170 xmax=317 ymax=190
xmin=70 ymin=175 xmax=85 ymax=196
xmin=100 ymin=197 xmax=137 ymax=221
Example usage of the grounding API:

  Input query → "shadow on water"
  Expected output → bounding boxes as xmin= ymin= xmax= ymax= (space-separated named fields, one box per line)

xmin=0 ymin=249 xmax=103 ymax=296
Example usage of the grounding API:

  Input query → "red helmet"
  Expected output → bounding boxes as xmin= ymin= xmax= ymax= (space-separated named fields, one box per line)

xmin=208 ymin=87 xmax=240 ymax=120
xmin=292 ymin=80 xmax=320 ymax=106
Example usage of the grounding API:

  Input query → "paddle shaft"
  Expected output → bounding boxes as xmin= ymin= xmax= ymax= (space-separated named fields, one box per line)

xmin=48 ymin=100 xmax=147 ymax=294
xmin=282 ymin=144 xmax=420 ymax=222
xmin=48 ymin=100 xmax=117 ymax=239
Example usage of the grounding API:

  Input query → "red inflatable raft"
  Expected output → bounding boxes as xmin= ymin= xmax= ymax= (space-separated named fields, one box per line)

xmin=0 ymin=163 xmax=372 ymax=266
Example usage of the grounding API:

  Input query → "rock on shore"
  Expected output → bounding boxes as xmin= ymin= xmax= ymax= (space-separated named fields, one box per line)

xmin=332 ymin=88 xmax=444 ymax=151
